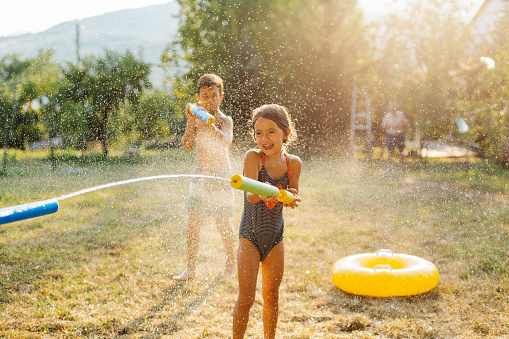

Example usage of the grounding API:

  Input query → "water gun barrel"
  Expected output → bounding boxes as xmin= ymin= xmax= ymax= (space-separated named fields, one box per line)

xmin=191 ymin=106 xmax=215 ymax=125
xmin=230 ymin=175 xmax=294 ymax=204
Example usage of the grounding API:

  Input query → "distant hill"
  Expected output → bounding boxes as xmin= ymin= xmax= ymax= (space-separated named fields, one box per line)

xmin=0 ymin=2 xmax=180 ymax=88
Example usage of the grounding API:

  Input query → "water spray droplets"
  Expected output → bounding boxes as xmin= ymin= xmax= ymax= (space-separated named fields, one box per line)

xmin=53 ymin=174 xmax=229 ymax=202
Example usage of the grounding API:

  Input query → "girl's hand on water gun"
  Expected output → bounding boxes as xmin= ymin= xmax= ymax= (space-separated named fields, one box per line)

xmin=260 ymin=193 xmax=278 ymax=203
xmin=284 ymin=188 xmax=301 ymax=208
xmin=258 ymin=182 xmax=277 ymax=203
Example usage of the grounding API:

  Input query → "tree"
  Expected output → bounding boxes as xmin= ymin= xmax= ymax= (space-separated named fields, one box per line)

xmin=0 ymin=50 xmax=62 ymax=150
xmin=130 ymin=90 xmax=182 ymax=143
xmin=165 ymin=0 xmax=371 ymax=148
xmin=0 ymin=85 xmax=11 ymax=174
xmin=453 ymin=12 xmax=509 ymax=161
xmin=62 ymin=50 xmax=151 ymax=156
xmin=369 ymin=0 xmax=468 ymax=142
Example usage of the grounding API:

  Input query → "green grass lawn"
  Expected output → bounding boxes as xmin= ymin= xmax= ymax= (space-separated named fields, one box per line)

xmin=0 ymin=150 xmax=508 ymax=338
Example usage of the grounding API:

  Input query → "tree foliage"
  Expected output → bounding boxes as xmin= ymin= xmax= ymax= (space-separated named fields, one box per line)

xmin=1 ymin=2 xmax=508 ymax=166
xmin=166 ymin=0 xmax=371 ymax=146
xmin=0 ymin=50 xmax=63 ymax=149
xmin=453 ymin=13 xmax=509 ymax=161
xmin=62 ymin=50 xmax=151 ymax=156
xmin=131 ymin=90 xmax=183 ymax=142
xmin=369 ymin=0 xmax=468 ymax=142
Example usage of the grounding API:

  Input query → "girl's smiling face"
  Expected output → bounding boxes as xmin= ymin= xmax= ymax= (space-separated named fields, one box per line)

xmin=254 ymin=117 xmax=290 ymax=156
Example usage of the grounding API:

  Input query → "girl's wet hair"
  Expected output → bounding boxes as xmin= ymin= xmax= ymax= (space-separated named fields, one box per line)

xmin=251 ymin=104 xmax=297 ymax=146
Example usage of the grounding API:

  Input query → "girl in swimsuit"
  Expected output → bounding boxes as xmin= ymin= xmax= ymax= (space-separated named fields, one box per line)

xmin=232 ymin=104 xmax=302 ymax=339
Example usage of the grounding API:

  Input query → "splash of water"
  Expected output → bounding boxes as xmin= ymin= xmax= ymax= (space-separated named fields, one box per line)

xmin=54 ymin=174 xmax=228 ymax=201
xmin=0 ymin=174 xmax=229 ymax=225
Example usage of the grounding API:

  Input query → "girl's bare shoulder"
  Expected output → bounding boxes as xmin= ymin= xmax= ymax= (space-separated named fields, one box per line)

xmin=244 ymin=149 xmax=263 ymax=161
xmin=243 ymin=149 xmax=263 ymax=174
xmin=286 ymin=153 xmax=302 ymax=166
xmin=286 ymin=153 xmax=303 ymax=177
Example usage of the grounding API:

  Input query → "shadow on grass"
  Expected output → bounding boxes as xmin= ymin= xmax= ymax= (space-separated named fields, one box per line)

xmin=326 ymin=286 xmax=441 ymax=316
xmin=115 ymin=273 xmax=226 ymax=337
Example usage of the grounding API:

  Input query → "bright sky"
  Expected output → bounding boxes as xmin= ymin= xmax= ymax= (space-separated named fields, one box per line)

xmin=358 ymin=0 xmax=485 ymax=22
xmin=0 ymin=0 xmax=172 ymax=37
xmin=0 ymin=0 xmax=485 ymax=38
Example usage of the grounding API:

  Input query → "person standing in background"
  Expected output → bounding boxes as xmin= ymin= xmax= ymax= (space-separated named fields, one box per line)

xmin=382 ymin=101 xmax=408 ymax=165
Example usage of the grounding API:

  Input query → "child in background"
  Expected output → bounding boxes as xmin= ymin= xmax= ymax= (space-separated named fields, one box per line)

xmin=173 ymin=74 xmax=235 ymax=281
xmin=232 ymin=104 xmax=302 ymax=339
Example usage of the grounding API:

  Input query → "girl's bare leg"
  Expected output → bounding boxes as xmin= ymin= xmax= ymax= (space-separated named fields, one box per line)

xmin=261 ymin=241 xmax=284 ymax=339
xmin=233 ymin=238 xmax=260 ymax=338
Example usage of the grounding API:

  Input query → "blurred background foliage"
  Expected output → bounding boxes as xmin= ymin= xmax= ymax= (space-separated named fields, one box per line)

xmin=1 ymin=0 xmax=508 ymax=165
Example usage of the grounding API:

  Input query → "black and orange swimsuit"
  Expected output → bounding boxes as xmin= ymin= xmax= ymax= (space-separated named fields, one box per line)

xmin=239 ymin=152 xmax=291 ymax=261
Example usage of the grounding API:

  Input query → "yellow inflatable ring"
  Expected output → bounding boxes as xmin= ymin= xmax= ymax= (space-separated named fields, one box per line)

xmin=332 ymin=249 xmax=439 ymax=297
